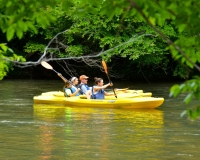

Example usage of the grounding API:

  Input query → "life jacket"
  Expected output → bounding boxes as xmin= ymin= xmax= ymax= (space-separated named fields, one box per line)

xmin=91 ymin=86 xmax=104 ymax=99
xmin=71 ymin=85 xmax=80 ymax=96
xmin=78 ymin=84 xmax=90 ymax=95
xmin=63 ymin=88 xmax=72 ymax=97
xmin=63 ymin=85 xmax=81 ymax=97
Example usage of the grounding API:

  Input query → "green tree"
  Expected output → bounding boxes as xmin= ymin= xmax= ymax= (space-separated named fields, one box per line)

xmin=1 ymin=0 xmax=200 ymax=119
xmin=0 ymin=0 xmax=69 ymax=79
xmin=21 ymin=7 xmax=186 ymax=80
xmin=66 ymin=0 xmax=200 ymax=119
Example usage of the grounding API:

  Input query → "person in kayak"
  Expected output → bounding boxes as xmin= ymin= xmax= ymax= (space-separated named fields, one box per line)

xmin=91 ymin=77 xmax=114 ymax=99
xmin=58 ymin=73 xmax=81 ymax=96
xmin=78 ymin=75 xmax=91 ymax=99
xmin=63 ymin=81 xmax=81 ymax=97
xmin=70 ymin=76 xmax=81 ymax=96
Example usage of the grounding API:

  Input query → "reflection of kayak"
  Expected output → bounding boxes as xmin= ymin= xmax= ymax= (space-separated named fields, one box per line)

xmin=33 ymin=105 xmax=164 ymax=155
xmin=33 ymin=105 xmax=163 ymax=126
xmin=63 ymin=97 xmax=164 ymax=109
xmin=34 ymin=104 xmax=66 ymax=119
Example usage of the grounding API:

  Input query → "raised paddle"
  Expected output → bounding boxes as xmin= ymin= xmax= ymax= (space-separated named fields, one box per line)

xmin=41 ymin=61 xmax=71 ymax=84
xmin=102 ymin=60 xmax=117 ymax=98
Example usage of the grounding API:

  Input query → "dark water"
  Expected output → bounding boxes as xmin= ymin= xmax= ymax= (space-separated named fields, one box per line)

xmin=0 ymin=80 xmax=200 ymax=159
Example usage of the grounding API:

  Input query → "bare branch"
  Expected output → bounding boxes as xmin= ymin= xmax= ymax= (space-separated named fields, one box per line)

xmin=2 ymin=30 xmax=155 ymax=69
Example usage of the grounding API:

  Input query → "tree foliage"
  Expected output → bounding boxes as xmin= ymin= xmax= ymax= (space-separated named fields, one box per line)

xmin=0 ymin=0 xmax=65 ymax=78
xmin=1 ymin=0 xmax=200 ymax=119
xmin=20 ymin=6 xmax=186 ymax=79
xmin=68 ymin=0 xmax=200 ymax=119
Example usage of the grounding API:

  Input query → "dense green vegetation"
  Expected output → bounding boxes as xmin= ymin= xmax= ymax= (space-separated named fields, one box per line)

xmin=1 ymin=0 xmax=200 ymax=119
xmin=1 ymin=2 xmax=188 ymax=80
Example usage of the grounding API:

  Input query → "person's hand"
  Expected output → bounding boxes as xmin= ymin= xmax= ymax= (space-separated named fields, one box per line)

xmin=77 ymin=88 xmax=81 ymax=92
xmin=109 ymin=83 xmax=113 ymax=86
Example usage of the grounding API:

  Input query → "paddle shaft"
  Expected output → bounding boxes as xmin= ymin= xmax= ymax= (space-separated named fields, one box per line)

xmin=52 ymin=69 xmax=69 ymax=83
xmin=41 ymin=61 xmax=70 ymax=84
xmin=52 ymin=69 xmax=59 ymax=74
xmin=102 ymin=60 xmax=117 ymax=98
xmin=106 ymin=73 xmax=117 ymax=98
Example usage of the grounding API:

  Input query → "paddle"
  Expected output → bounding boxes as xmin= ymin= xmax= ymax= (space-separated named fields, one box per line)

xmin=102 ymin=60 xmax=117 ymax=98
xmin=114 ymin=88 xmax=129 ymax=91
xmin=41 ymin=61 xmax=71 ymax=84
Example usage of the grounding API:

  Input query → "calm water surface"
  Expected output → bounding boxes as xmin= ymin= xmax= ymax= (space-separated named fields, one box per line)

xmin=0 ymin=80 xmax=200 ymax=160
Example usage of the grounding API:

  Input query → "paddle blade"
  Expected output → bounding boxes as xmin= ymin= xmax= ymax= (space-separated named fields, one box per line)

xmin=102 ymin=60 xmax=108 ymax=74
xmin=41 ymin=61 xmax=53 ymax=70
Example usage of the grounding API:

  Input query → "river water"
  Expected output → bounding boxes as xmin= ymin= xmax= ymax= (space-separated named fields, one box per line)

xmin=0 ymin=80 xmax=200 ymax=159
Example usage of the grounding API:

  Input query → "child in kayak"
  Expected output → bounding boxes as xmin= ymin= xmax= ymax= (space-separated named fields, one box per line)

xmin=91 ymin=77 xmax=114 ymax=99
xmin=58 ymin=73 xmax=81 ymax=97
xmin=63 ymin=81 xmax=81 ymax=97
xmin=70 ymin=77 xmax=81 ymax=96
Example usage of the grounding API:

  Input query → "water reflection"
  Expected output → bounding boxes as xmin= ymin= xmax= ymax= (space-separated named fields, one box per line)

xmin=34 ymin=105 xmax=66 ymax=119
xmin=33 ymin=105 xmax=66 ymax=159
xmin=2 ymin=80 xmax=200 ymax=159
xmin=33 ymin=105 xmax=164 ymax=158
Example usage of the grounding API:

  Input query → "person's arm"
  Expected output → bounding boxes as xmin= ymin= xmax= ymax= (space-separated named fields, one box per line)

xmin=69 ymin=88 xmax=81 ymax=97
xmin=104 ymin=91 xmax=114 ymax=96
xmin=94 ymin=83 xmax=113 ymax=92
xmin=81 ymin=85 xmax=88 ymax=94
xmin=58 ymin=73 xmax=67 ymax=83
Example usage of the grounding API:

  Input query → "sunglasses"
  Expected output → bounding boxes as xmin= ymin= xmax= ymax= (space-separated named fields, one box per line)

xmin=83 ymin=78 xmax=88 ymax=80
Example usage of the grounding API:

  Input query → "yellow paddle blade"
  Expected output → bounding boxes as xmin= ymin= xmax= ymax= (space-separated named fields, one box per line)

xmin=41 ymin=61 xmax=53 ymax=70
xmin=102 ymin=60 xmax=108 ymax=74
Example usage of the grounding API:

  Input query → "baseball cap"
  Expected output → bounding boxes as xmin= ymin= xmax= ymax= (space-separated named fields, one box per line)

xmin=79 ymin=75 xmax=89 ymax=80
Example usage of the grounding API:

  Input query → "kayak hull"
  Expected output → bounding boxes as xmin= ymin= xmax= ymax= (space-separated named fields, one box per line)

xmin=33 ymin=90 xmax=163 ymax=109
xmin=63 ymin=97 xmax=164 ymax=109
xmin=33 ymin=95 xmax=164 ymax=109
xmin=34 ymin=91 xmax=152 ymax=104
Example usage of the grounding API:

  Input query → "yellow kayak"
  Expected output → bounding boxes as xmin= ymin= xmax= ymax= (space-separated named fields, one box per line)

xmin=40 ymin=90 xmax=152 ymax=98
xmin=33 ymin=92 xmax=147 ymax=104
xmin=63 ymin=97 xmax=164 ymax=109
xmin=34 ymin=95 xmax=164 ymax=109
xmin=33 ymin=91 xmax=155 ymax=108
